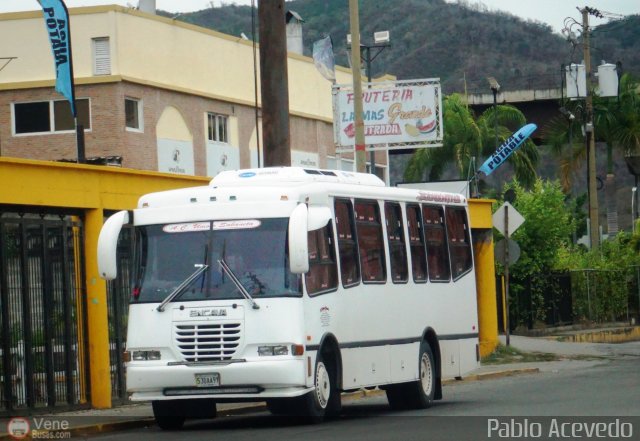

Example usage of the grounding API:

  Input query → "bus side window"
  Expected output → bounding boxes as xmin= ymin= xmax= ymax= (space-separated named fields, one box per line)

xmin=384 ymin=202 xmax=408 ymax=283
xmin=355 ymin=199 xmax=386 ymax=283
xmin=405 ymin=204 xmax=427 ymax=283
xmin=445 ymin=207 xmax=473 ymax=280
xmin=423 ymin=205 xmax=451 ymax=282
xmin=335 ymin=199 xmax=361 ymax=287
xmin=305 ymin=224 xmax=339 ymax=296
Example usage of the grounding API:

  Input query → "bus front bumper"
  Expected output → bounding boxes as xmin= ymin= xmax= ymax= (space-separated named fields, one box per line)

xmin=126 ymin=358 xmax=309 ymax=401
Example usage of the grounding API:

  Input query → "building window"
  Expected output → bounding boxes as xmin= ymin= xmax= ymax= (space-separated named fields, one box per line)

xmin=423 ymin=205 xmax=451 ymax=282
xmin=125 ymin=97 xmax=143 ymax=131
xmin=207 ymin=113 xmax=228 ymax=143
xmin=385 ymin=202 xmax=408 ymax=283
xmin=335 ymin=198 xmax=360 ymax=288
xmin=92 ymin=37 xmax=111 ymax=75
xmin=306 ymin=224 xmax=338 ymax=296
xmin=354 ymin=199 xmax=386 ymax=283
xmin=13 ymin=99 xmax=91 ymax=135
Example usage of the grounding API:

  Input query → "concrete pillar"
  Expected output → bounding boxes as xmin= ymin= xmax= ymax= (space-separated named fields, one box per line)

xmin=468 ymin=199 xmax=499 ymax=357
xmin=473 ymin=229 xmax=499 ymax=356
xmin=84 ymin=208 xmax=112 ymax=408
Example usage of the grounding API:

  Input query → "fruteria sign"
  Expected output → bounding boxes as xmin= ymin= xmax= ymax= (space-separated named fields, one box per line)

xmin=333 ymin=79 xmax=443 ymax=148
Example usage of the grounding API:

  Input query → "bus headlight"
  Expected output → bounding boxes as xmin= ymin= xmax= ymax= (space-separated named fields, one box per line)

xmin=131 ymin=350 xmax=161 ymax=361
xmin=258 ymin=345 xmax=289 ymax=356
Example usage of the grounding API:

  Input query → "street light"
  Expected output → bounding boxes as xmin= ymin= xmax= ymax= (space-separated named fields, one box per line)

xmin=348 ymin=31 xmax=391 ymax=176
xmin=487 ymin=76 xmax=500 ymax=151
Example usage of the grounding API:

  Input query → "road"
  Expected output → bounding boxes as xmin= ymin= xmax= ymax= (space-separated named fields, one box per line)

xmin=92 ymin=354 xmax=640 ymax=441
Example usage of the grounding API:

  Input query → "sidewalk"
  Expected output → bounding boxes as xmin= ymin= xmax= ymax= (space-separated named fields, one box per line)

xmin=3 ymin=333 xmax=638 ymax=439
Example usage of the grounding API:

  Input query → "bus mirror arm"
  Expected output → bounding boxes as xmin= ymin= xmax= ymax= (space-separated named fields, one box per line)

xmin=97 ymin=210 xmax=130 ymax=280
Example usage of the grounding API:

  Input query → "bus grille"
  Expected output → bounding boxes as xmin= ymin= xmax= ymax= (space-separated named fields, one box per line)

xmin=174 ymin=323 xmax=242 ymax=362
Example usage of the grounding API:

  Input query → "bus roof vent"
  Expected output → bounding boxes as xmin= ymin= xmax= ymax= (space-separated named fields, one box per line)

xmin=210 ymin=167 xmax=386 ymax=187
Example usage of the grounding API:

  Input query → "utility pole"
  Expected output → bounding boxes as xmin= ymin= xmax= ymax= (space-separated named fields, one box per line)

xmin=258 ymin=0 xmax=291 ymax=167
xmin=582 ymin=7 xmax=599 ymax=249
xmin=348 ymin=0 xmax=366 ymax=173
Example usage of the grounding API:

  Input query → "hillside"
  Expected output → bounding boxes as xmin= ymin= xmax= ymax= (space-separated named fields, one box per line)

xmin=163 ymin=0 xmax=639 ymax=94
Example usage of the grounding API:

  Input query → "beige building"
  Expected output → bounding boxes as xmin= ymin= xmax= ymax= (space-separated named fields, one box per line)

xmin=0 ymin=5 xmax=388 ymax=179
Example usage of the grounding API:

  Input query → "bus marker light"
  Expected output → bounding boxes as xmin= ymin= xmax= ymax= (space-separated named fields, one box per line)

xmin=280 ymin=195 xmax=289 ymax=201
xmin=307 ymin=356 xmax=312 ymax=377
xmin=123 ymin=351 xmax=131 ymax=363
xmin=291 ymin=344 xmax=304 ymax=356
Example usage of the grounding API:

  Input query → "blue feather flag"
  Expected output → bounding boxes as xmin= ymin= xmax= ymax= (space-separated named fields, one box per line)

xmin=478 ymin=123 xmax=537 ymax=176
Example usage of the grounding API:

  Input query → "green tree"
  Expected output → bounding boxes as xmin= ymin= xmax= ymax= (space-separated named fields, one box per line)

xmin=497 ymin=179 xmax=575 ymax=325
xmin=404 ymin=94 xmax=539 ymax=187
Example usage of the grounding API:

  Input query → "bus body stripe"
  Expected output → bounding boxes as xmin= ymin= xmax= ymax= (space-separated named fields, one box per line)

xmin=305 ymin=333 xmax=478 ymax=351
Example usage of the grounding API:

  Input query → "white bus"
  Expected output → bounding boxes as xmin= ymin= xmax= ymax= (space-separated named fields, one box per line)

xmin=98 ymin=167 xmax=479 ymax=428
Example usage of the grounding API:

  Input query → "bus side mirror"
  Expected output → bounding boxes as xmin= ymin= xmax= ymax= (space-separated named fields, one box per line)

xmin=97 ymin=210 xmax=129 ymax=280
xmin=289 ymin=204 xmax=309 ymax=274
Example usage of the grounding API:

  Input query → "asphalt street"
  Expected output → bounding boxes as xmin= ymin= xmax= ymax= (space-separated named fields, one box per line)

xmin=89 ymin=353 xmax=640 ymax=441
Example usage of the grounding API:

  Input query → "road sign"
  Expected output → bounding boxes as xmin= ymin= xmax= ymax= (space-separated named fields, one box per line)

xmin=494 ymin=238 xmax=521 ymax=265
xmin=492 ymin=202 xmax=525 ymax=236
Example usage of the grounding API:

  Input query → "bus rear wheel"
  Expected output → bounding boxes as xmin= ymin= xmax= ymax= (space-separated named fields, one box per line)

xmin=385 ymin=342 xmax=436 ymax=410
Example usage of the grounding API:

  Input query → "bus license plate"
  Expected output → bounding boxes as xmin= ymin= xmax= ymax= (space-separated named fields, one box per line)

xmin=195 ymin=373 xmax=220 ymax=387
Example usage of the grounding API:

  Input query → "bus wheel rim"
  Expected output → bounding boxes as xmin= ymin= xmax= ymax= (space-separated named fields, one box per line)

xmin=315 ymin=362 xmax=330 ymax=408
xmin=420 ymin=353 xmax=433 ymax=396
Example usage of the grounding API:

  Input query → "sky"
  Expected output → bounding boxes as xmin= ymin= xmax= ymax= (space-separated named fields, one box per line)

xmin=3 ymin=0 xmax=639 ymax=35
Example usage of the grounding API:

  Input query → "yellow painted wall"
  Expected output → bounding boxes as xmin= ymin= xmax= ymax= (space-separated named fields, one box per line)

xmin=0 ymin=157 xmax=208 ymax=210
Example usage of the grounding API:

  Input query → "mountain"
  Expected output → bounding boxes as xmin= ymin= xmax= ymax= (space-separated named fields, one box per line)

xmin=162 ymin=0 xmax=639 ymax=94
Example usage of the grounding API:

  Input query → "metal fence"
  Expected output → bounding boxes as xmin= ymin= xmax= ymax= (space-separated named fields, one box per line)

xmin=0 ymin=212 xmax=89 ymax=414
xmin=498 ymin=268 xmax=640 ymax=331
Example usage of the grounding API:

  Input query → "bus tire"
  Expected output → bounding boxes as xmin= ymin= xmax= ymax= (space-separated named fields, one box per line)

xmin=266 ymin=398 xmax=295 ymax=415
xmin=152 ymin=400 xmax=186 ymax=430
xmin=407 ymin=341 xmax=436 ymax=409
xmin=300 ymin=353 xmax=332 ymax=423
xmin=385 ymin=383 xmax=410 ymax=410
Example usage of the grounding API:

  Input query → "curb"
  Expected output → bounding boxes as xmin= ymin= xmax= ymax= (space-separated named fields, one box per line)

xmin=447 ymin=367 xmax=540 ymax=384
xmin=0 ymin=367 xmax=539 ymax=439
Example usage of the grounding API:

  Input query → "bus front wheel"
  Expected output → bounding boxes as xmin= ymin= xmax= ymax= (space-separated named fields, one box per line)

xmin=152 ymin=400 xmax=186 ymax=430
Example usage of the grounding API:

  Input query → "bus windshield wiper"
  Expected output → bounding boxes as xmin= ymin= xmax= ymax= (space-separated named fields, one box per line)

xmin=218 ymin=259 xmax=260 ymax=310
xmin=156 ymin=264 xmax=209 ymax=312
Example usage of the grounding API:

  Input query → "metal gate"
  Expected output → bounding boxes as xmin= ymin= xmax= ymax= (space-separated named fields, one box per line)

xmin=106 ymin=226 xmax=134 ymax=403
xmin=0 ymin=212 xmax=89 ymax=414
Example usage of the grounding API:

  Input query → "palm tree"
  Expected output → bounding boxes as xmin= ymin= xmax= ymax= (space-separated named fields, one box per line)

xmin=404 ymin=93 xmax=539 ymax=188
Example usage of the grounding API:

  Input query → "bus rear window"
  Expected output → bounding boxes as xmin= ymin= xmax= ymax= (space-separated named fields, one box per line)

xmin=446 ymin=207 xmax=473 ymax=280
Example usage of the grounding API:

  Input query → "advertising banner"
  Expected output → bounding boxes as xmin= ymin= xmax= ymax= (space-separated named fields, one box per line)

xmin=333 ymin=79 xmax=443 ymax=148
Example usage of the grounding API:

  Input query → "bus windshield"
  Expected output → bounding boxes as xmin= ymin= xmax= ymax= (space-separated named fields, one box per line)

xmin=132 ymin=218 xmax=302 ymax=304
